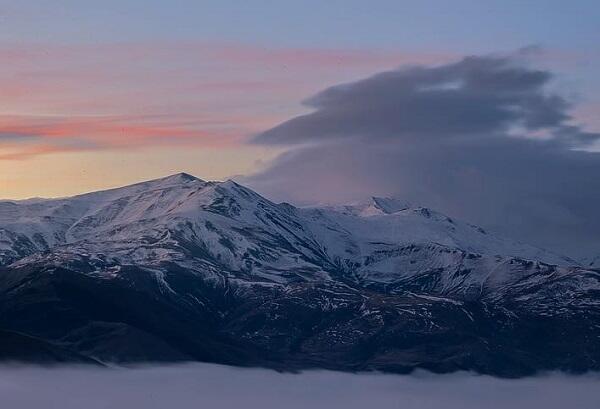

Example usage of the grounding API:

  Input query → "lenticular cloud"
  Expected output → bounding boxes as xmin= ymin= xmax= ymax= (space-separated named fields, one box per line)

xmin=247 ymin=52 xmax=600 ymax=258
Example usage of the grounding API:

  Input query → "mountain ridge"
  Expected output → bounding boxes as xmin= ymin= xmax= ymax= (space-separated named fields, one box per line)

xmin=0 ymin=173 xmax=576 ymax=266
xmin=0 ymin=173 xmax=598 ymax=376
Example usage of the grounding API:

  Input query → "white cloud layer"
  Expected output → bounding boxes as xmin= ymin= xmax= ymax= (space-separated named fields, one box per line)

xmin=1 ymin=364 xmax=599 ymax=409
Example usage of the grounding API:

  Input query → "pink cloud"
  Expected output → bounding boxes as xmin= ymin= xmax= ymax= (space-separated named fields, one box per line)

xmin=572 ymin=102 xmax=600 ymax=132
xmin=0 ymin=41 xmax=456 ymax=160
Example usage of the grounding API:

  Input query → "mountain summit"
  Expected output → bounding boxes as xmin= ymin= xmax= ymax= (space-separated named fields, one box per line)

xmin=0 ymin=174 xmax=598 ymax=375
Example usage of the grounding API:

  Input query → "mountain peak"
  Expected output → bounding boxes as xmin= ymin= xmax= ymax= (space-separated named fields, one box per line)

xmin=160 ymin=172 xmax=203 ymax=183
xmin=128 ymin=172 xmax=205 ymax=191
xmin=369 ymin=197 xmax=412 ymax=214
xmin=338 ymin=196 xmax=413 ymax=216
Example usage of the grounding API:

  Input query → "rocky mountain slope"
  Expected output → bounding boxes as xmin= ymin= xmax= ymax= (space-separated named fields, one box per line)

xmin=0 ymin=173 xmax=598 ymax=376
xmin=586 ymin=256 xmax=599 ymax=268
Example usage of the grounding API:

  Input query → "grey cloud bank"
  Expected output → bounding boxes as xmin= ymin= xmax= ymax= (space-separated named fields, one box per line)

xmin=247 ymin=53 xmax=600 ymax=258
xmin=1 ymin=364 xmax=599 ymax=409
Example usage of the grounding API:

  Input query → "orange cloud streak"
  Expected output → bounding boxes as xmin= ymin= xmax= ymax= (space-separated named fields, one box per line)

xmin=0 ymin=41 xmax=458 ymax=160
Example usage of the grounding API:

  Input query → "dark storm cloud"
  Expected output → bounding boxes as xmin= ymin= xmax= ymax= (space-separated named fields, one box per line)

xmin=247 ymin=54 xmax=600 ymax=259
xmin=254 ymin=55 xmax=589 ymax=146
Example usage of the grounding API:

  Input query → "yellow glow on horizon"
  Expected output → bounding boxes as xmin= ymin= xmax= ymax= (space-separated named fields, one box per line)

xmin=0 ymin=145 xmax=281 ymax=200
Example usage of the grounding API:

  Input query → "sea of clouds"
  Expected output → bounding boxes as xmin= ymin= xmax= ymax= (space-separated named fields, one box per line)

xmin=0 ymin=364 xmax=599 ymax=409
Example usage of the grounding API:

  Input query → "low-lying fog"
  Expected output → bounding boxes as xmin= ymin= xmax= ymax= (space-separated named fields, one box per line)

xmin=0 ymin=364 xmax=598 ymax=409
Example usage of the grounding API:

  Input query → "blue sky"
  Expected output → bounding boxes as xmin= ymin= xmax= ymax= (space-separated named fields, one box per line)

xmin=2 ymin=1 xmax=599 ymax=50
xmin=0 ymin=1 xmax=599 ymax=199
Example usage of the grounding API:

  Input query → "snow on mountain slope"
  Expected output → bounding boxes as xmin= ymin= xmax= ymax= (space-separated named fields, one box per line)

xmin=301 ymin=199 xmax=574 ymax=265
xmin=1 ymin=173 xmax=599 ymax=374
xmin=0 ymin=173 xmax=579 ymax=292
xmin=0 ymin=174 xmax=204 ymax=262
xmin=1 ymin=174 xmax=335 ymax=283
xmin=585 ymin=255 xmax=600 ymax=268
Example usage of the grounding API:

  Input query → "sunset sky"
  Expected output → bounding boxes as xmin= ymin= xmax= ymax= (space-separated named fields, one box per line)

xmin=1 ymin=1 xmax=600 ymax=200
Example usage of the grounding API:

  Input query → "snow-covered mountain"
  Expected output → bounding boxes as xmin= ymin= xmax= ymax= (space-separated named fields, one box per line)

xmin=585 ymin=255 xmax=600 ymax=268
xmin=0 ymin=173 xmax=598 ymax=375
xmin=0 ymin=173 xmax=575 ymax=278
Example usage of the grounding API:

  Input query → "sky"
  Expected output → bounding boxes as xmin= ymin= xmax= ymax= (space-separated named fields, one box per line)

xmin=1 ymin=2 xmax=600 ymax=257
